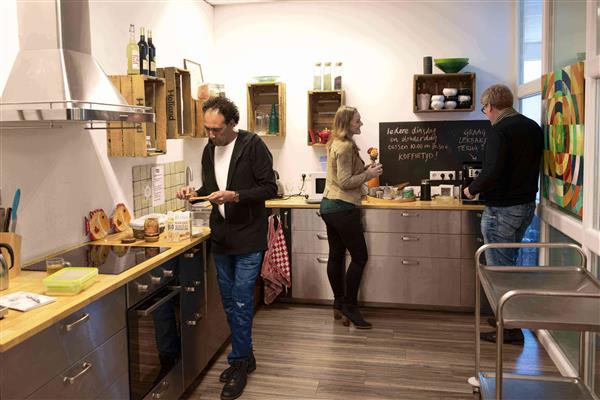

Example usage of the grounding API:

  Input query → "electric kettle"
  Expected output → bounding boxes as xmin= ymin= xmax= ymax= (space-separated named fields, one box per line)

xmin=0 ymin=243 xmax=14 ymax=291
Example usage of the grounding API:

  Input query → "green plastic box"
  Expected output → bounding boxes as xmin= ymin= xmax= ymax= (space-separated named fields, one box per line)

xmin=43 ymin=267 xmax=99 ymax=295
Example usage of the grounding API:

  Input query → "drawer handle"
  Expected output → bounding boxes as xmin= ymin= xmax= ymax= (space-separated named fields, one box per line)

xmin=161 ymin=268 xmax=174 ymax=278
xmin=151 ymin=380 xmax=170 ymax=399
xmin=193 ymin=280 xmax=202 ymax=286
xmin=137 ymin=286 xmax=181 ymax=317
xmin=401 ymin=212 xmax=420 ymax=217
xmin=316 ymin=233 xmax=328 ymax=240
xmin=402 ymin=236 xmax=420 ymax=241
xmin=315 ymin=211 xmax=321 ymax=217
xmin=150 ymin=275 xmax=162 ymax=284
xmin=184 ymin=286 xmax=196 ymax=293
xmin=476 ymin=213 xmax=482 ymax=218
xmin=316 ymin=256 xmax=329 ymax=264
xmin=401 ymin=259 xmax=420 ymax=265
xmin=186 ymin=312 xmax=202 ymax=326
xmin=477 ymin=237 xmax=484 ymax=243
xmin=283 ymin=210 xmax=289 ymax=229
xmin=63 ymin=313 xmax=90 ymax=332
xmin=184 ymin=252 xmax=195 ymax=258
xmin=63 ymin=362 xmax=93 ymax=384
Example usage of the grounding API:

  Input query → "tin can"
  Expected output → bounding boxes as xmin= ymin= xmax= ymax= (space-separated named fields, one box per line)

xmin=402 ymin=187 xmax=414 ymax=198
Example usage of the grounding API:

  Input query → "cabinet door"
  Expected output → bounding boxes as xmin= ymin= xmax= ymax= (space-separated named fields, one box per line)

xmin=0 ymin=288 xmax=126 ymax=400
xmin=460 ymin=259 xmax=475 ymax=307
xmin=28 ymin=330 xmax=128 ymax=400
xmin=460 ymin=234 xmax=485 ymax=259
xmin=291 ymin=253 xmax=333 ymax=300
xmin=204 ymin=254 xmax=230 ymax=362
xmin=363 ymin=209 xmax=461 ymax=234
xmin=359 ymin=256 xmax=461 ymax=306
xmin=461 ymin=210 xmax=483 ymax=234
xmin=365 ymin=232 xmax=461 ymax=258
xmin=291 ymin=209 xmax=326 ymax=231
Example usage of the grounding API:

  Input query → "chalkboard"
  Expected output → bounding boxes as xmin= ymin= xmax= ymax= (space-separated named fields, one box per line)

xmin=379 ymin=120 xmax=491 ymax=185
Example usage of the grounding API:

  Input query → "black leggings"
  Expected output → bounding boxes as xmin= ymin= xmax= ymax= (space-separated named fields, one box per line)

xmin=321 ymin=208 xmax=368 ymax=304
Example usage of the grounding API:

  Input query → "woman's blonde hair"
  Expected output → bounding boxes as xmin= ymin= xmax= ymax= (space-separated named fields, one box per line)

xmin=327 ymin=106 xmax=358 ymax=148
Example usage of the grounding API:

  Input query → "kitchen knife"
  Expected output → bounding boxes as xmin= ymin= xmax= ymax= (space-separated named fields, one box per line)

xmin=3 ymin=208 xmax=11 ymax=232
xmin=10 ymin=189 xmax=20 ymax=233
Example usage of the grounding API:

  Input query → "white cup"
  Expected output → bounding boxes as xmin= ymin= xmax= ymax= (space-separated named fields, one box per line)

xmin=431 ymin=100 xmax=444 ymax=110
xmin=417 ymin=93 xmax=431 ymax=110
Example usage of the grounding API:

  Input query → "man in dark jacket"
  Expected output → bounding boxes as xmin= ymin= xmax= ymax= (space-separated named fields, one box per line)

xmin=177 ymin=96 xmax=277 ymax=400
xmin=464 ymin=84 xmax=543 ymax=345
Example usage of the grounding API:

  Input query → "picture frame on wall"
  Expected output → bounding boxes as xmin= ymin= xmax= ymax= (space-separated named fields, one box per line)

xmin=183 ymin=59 xmax=204 ymax=100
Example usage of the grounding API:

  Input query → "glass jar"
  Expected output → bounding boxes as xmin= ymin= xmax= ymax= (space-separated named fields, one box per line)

xmin=313 ymin=62 xmax=322 ymax=90
xmin=333 ymin=61 xmax=343 ymax=90
xmin=322 ymin=62 xmax=332 ymax=90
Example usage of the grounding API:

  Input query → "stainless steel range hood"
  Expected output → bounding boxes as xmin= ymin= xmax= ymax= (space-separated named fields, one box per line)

xmin=0 ymin=0 xmax=154 ymax=126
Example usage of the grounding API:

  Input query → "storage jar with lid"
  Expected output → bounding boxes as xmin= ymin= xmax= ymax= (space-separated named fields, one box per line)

xmin=333 ymin=62 xmax=343 ymax=90
xmin=313 ymin=62 xmax=322 ymax=90
xmin=322 ymin=62 xmax=332 ymax=90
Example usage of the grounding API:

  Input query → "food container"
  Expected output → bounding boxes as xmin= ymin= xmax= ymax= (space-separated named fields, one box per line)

xmin=130 ymin=214 xmax=166 ymax=239
xmin=43 ymin=267 xmax=98 ymax=295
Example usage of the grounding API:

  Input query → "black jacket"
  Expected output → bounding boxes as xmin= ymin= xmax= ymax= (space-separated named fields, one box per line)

xmin=196 ymin=130 xmax=277 ymax=254
xmin=468 ymin=113 xmax=543 ymax=206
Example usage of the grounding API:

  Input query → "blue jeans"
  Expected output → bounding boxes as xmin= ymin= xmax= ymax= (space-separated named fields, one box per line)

xmin=481 ymin=202 xmax=536 ymax=266
xmin=214 ymin=251 xmax=264 ymax=364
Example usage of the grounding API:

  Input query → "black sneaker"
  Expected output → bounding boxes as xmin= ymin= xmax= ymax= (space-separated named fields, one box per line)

xmin=219 ymin=352 xmax=256 ymax=383
xmin=220 ymin=360 xmax=249 ymax=400
xmin=341 ymin=304 xmax=372 ymax=329
xmin=480 ymin=329 xmax=524 ymax=345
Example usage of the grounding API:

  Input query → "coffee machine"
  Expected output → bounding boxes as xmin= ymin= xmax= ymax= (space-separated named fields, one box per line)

xmin=461 ymin=161 xmax=484 ymax=204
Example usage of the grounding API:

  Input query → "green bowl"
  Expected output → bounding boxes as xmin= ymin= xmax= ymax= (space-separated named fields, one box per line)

xmin=433 ymin=58 xmax=469 ymax=73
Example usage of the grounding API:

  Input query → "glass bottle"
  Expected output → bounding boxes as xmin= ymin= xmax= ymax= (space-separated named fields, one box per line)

xmin=138 ymin=27 xmax=148 ymax=75
xmin=148 ymin=29 xmax=156 ymax=77
xmin=322 ymin=62 xmax=332 ymax=90
xmin=269 ymin=103 xmax=279 ymax=134
xmin=127 ymin=24 xmax=139 ymax=75
xmin=313 ymin=62 xmax=322 ymax=90
xmin=333 ymin=61 xmax=343 ymax=90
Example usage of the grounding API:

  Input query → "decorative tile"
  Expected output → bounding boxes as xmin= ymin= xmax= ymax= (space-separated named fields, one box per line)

xmin=133 ymin=166 xmax=141 ymax=182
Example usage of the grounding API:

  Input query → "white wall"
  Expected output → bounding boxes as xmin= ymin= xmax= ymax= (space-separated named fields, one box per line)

xmin=0 ymin=0 xmax=214 ymax=260
xmin=212 ymin=1 xmax=516 ymax=192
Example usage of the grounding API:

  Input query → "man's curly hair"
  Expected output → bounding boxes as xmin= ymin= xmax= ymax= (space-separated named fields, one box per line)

xmin=202 ymin=96 xmax=240 ymax=125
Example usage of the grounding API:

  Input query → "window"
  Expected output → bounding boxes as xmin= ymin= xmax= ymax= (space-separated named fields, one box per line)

xmin=520 ymin=0 xmax=542 ymax=83
xmin=552 ymin=0 xmax=586 ymax=69
xmin=519 ymin=94 xmax=542 ymax=124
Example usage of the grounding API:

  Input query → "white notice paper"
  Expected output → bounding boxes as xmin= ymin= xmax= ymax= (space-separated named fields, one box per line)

xmin=152 ymin=165 xmax=165 ymax=207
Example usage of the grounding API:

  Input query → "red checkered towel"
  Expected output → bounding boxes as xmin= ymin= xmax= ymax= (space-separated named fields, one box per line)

xmin=261 ymin=214 xmax=291 ymax=304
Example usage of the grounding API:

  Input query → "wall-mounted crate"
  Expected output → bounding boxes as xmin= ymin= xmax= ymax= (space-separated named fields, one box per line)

xmin=307 ymin=90 xmax=345 ymax=146
xmin=107 ymin=75 xmax=166 ymax=157
xmin=193 ymin=99 xmax=207 ymax=138
xmin=157 ymin=67 xmax=194 ymax=138
xmin=246 ymin=82 xmax=286 ymax=137
xmin=413 ymin=73 xmax=476 ymax=113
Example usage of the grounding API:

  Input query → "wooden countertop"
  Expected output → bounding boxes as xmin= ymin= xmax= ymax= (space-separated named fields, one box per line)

xmin=266 ymin=195 xmax=485 ymax=210
xmin=0 ymin=229 xmax=211 ymax=353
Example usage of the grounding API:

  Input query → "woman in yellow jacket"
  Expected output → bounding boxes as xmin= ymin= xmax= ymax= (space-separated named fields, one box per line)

xmin=320 ymin=106 xmax=383 ymax=328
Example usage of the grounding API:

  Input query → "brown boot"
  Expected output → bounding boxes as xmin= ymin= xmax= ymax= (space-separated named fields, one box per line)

xmin=341 ymin=304 xmax=372 ymax=329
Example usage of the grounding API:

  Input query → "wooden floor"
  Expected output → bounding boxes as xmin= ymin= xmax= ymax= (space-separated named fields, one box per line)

xmin=183 ymin=304 xmax=560 ymax=399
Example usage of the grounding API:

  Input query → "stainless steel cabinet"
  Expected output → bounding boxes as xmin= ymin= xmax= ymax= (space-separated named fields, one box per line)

xmin=289 ymin=208 xmax=481 ymax=308
xmin=0 ymin=287 xmax=128 ymax=400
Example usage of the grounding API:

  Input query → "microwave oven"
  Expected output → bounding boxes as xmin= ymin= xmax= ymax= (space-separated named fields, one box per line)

xmin=305 ymin=172 xmax=327 ymax=203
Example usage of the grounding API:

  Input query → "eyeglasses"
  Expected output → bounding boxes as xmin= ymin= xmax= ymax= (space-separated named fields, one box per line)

xmin=480 ymin=104 xmax=488 ymax=114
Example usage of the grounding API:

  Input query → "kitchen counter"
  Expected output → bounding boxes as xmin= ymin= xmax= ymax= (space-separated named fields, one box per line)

xmin=266 ymin=195 xmax=485 ymax=210
xmin=0 ymin=229 xmax=211 ymax=353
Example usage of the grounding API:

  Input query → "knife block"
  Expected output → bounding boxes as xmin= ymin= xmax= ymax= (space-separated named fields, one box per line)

xmin=0 ymin=232 xmax=21 ymax=278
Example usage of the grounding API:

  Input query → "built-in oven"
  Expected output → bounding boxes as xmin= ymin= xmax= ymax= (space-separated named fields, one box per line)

xmin=127 ymin=258 xmax=183 ymax=400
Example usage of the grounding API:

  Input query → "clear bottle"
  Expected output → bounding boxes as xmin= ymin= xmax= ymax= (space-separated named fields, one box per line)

xmin=333 ymin=61 xmax=343 ymax=90
xmin=148 ymin=29 xmax=156 ymax=77
xmin=138 ymin=27 xmax=148 ymax=75
xmin=322 ymin=62 xmax=332 ymax=90
xmin=313 ymin=62 xmax=322 ymax=90
xmin=127 ymin=24 xmax=140 ymax=75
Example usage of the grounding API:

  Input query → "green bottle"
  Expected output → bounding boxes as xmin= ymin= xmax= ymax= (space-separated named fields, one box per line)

xmin=269 ymin=103 xmax=279 ymax=134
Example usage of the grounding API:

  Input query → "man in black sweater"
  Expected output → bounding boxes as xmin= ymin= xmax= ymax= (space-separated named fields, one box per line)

xmin=177 ymin=96 xmax=277 ymax=400
xmin=464 ymin=84 xmax=543 ymax=345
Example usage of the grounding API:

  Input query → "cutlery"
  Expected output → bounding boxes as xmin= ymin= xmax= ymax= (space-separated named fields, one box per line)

xmin=0 ymin=208 xmax=5 ymax=232
xmin=10 ymin=189 xmax=20 ymax=233
xmin=3 ymin=208 xmax=11 ymax=232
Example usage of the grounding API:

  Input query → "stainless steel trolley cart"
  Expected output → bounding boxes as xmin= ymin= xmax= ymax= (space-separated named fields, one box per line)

xmin=468 ymin=242 xmax=600 ymax=400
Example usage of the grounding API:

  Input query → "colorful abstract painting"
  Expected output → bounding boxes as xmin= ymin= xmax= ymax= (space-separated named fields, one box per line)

xmin=541 ymin=61 xmax=584 ymax=218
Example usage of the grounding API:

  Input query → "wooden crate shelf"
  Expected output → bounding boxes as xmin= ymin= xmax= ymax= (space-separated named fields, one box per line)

xmin=157 ymin=67 xmax=195 ymax=138
xmin=413 ymin=73 xmax=476 ymax=113
xmin=307 ymin=90 xmax=344 ymax=146
xmin=246 ymin=82 xmax=286 ymax=137
xmin=107 ymin=75 xmax=166 ymax=157
xmin=193 ymin=99 xmax=207 ymax=138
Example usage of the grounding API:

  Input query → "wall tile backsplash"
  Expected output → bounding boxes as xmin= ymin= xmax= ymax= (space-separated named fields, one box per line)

xmin=132 ymin=161 xmax=186 ymax=218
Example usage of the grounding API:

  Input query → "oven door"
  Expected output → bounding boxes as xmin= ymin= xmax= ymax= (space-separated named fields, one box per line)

xmin=128 ymin=285 xmax=183 ymax=400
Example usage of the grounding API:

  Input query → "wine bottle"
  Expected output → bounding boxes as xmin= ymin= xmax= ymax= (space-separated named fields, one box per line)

xmin=127 ymin=24 xmax=139 ymax=75
xmin=138 ymin=27 xmax=148 ymax=75
xmin=148 ymin=29 xmax=156 ymax=77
